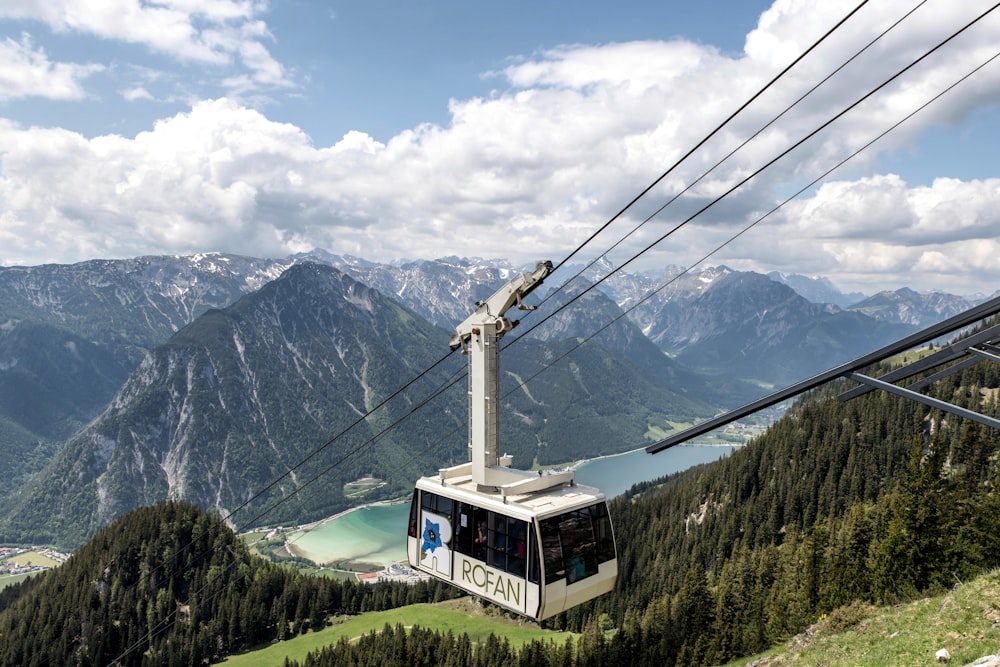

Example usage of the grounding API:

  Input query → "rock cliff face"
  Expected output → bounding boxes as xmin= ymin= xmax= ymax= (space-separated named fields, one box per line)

xmin=605 ymin=269 xmax=913 ymax=386
xmin=4 ymin=263 xmax=464 ymax=544
xmin=0 ymin=253 xmax=293 ymax=364
xmin=846 ymin=287 xmax=976 ymax=327
xmin=4 ymin=261 xmax=709 ymax=546
xmin=2 ymin=251 xmax=970 ymax=547
xmin=309 ymin=252 xmax=523 ymax=329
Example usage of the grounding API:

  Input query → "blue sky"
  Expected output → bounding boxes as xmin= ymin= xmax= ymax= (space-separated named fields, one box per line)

xmin=1 ymin=0 xmax=999 ymax=297
xmin=3 ymin=1 xmax=770 ymax=144
xmin=265 ymin=1 xmax=769 ymax=145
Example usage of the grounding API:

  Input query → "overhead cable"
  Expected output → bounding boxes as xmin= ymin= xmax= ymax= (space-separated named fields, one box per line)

xmin=105 ymin=4 xmax=1000 ymax=662
xmin=507 ymin=1 xmax=1000 ymax=348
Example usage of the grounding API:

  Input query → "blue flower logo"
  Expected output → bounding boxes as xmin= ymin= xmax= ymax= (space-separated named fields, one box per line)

xmin=422 ymin=518 xmax=442 ymax=554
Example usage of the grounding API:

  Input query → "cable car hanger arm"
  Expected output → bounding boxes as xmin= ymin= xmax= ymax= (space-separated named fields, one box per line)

xmin=449 ymin=261 xmax=553 ymax=350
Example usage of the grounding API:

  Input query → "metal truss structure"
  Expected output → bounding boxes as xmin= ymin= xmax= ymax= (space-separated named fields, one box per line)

xmin=647 ymin=294 xmax=1000 ymax=455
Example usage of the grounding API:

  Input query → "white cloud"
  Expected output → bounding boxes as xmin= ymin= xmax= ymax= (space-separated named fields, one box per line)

xmin=1 ymin=2 xmax=1000 ymax=297
xmin=0 ymin=32 xmax=103 ymax=100
xmin=782 ymin=175 xmax=1000 ymax=247
xmin=121 ymin=86 xmax=154 ymax=101
xmin=740 ymin=1 xmax=1000 ymax=143
xmin=788 ymin=174 xmax=917 ymax=238
xmin=710 ymin=174 xmax=1000 ymax=295
xmin=0 ymin=0 xmax=290 ymax=89
xmin=236 ymin=34 xmax=289 ymax=87
xmin=502 ymin=40 xmax=724 ymax=93
xmin=7 ymin=100 xmax=312 ymax=254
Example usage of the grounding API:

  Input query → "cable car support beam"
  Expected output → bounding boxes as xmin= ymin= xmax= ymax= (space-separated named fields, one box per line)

xmin=646 ymin=293 xmax=1000 ymax=454
xmin=439 ymin=260 xmax=575 ymax=493
xmin=844 ymin=371 xmax=1000 ymax=431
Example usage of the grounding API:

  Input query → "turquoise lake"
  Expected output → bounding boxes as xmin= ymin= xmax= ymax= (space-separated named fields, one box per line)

xmin=288 ymin=444 xmax=739 ymax=566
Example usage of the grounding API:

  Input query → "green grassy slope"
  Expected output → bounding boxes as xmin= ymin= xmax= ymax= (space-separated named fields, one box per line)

xmin=220 ymin=598 xmax=578 ymax=666
xmin=725 ymin=569 xmax=1000 ymax=667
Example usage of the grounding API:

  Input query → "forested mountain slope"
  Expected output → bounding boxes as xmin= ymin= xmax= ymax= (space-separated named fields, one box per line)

xmin=527 ymin=278 xmax=760 ymax=408
xmin=646 ymin=271 xmax=915 ymax=385
xmin=0 ymin=263 xmax=462 ymax=547
xmin=0 ymin=321 xmax=130 ymax=441
xmin=558 ymin=344 xmax=1000 ymax=665
xmin=286 ymin=346 xmax=1000 ymax=667
xmin=0 ymin=321 xmax=134 ymax=513
xmin=2 ymin=333 xmax=998 ymax=667
xmin=1 ymin=262 xmax=711 ymax=547
xmin=0 ymin=501 xmax=456 ymax=666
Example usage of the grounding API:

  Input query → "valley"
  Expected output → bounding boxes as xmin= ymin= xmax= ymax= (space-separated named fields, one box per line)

xmin=247 ymin=443 xmax=743 ymax=574
xmin=0 ymin=251 xmax=918 ymax=548
xmin=4 ymin=3 xmax=1000 ymax=664
xmin=0 ymin=252 xmax=997 ymax=667
xmin=0 ymin=318 xmax=997 ymax=666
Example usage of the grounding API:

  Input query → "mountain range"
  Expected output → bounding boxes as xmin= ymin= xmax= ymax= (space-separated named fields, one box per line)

xmin=0 ymin=251 xmax=977 ymax=546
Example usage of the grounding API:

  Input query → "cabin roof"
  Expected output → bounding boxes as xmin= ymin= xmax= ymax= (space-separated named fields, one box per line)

xmin=416 ymin=473 xmax=606 ymax=520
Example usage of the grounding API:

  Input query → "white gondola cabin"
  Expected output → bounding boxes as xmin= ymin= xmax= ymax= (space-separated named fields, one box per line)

xmin=407 ymin=473 xmax=616 ymax=620
xmin=407 ymin=261 xmax=618 ymax=621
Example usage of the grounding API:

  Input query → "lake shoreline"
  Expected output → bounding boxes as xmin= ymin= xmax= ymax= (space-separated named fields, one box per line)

xmin=567 ymin=441 xmax=741 ymax=472
xmin=293 ymin=497 xmax=410 ymax=532
xmin=285 ymin=497 xmax=410 ymax=563
xmin=281 ymin=444 xmax=741 ymax=567
xmin=285 ymin=443 xmax=742 ymax=563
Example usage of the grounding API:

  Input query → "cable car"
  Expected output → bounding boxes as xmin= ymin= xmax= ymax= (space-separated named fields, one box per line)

xmin=407 ymin=261 xmax=618 ymax=621
xmin=407 ymin=472 xmax=617 ymax=620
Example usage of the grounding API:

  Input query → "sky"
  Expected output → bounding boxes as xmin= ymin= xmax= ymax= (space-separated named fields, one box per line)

xmin=1 ymin=1 xmax=999 ymax=298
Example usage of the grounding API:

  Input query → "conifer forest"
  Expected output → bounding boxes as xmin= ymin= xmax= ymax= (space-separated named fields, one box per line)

xmin=1 ymin=328 xmax=998 ymax=666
